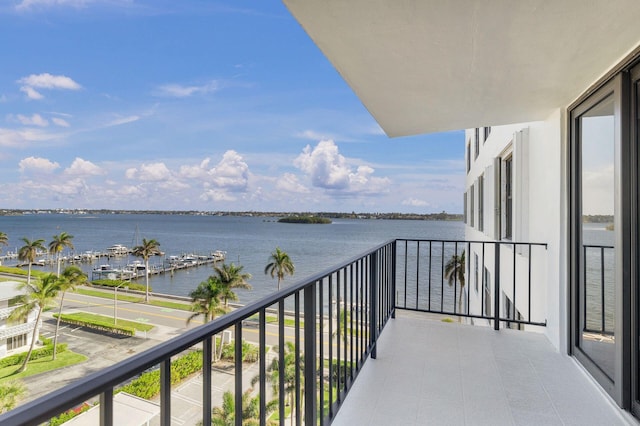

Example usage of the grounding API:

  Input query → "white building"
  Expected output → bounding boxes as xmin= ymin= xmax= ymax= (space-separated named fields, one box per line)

xmin=0 ymin=281 xmax=39 ymax=358
xmin=285 ymin=0 xmax=640 ymax=416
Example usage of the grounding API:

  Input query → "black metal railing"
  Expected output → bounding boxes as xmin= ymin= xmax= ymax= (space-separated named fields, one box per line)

xmin=583 ymin=244 xmax=615 ymax=335
xmin=0 ymin=238 xmax=549 ymax=425
xmin=0 ymin=240 xmax=395 ymax=426
xmin=395 ymin=239 xmax=548 ymax=329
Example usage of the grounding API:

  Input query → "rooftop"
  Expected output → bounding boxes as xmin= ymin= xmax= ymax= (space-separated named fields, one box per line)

xmin=333 ymin=310 xmax=633 ymax=426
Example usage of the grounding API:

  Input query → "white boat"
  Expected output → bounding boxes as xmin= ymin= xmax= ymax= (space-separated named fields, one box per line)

xmin=106 ymin=244 xmax=129 ymax=256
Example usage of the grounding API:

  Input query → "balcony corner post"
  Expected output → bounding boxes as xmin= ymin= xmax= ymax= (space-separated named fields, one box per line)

xmin=99 ymin=388 xmax=113 ymax=426
xmin=391 ymin=241 xmax=397 ymax=319
xmin=160 ymin=359 xmax=171 ymax=426
xmin=303 ymin=283 xmax=317 ymax=426
xmin=494 ymin=243 xmax=501 ymax=330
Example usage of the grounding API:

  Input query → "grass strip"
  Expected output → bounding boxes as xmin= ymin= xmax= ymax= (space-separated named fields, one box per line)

xmin=148 ymin=299 xmax=192 ymax=311
xmin=0 ymin=266 xmax=49 ymax=279
xmin=0 ymin=351 xmax=87 ymax=383
xmin=54 ymin=312 xmax=153 ymax=334
xmin=74 ymin=288 xmax=142 ymax=303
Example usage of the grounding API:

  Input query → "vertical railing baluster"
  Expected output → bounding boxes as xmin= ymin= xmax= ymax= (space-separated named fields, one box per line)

xmin=259 ymin=309 xmax=266 ymax=426
xmin=304 ymin=283 xmax=317 ymax=426
xmin=336 ymin=270 xmax=342 ymax=400
xmin=99 ymin=388 xmax=113 ymax=426
xmin=416 ymin=241 xmax=420 ymax=310
xmin=528 ymin=244 xmax=532 ymax=323
xmin=202 ymin=336 xmax=212 ymax=426
xmin=494 ymin=243 xmax=501 ymax=330
xmin=512 ymin=242 xmax=516 ymax=322
xmin=428 ymin=241 xmax=432 ymax=311
xmin=235 ymin=323 xmax=243 ymax=426
xmin=350 ymin=263 xmax=354 ymax=381
xmin=160 ymin=359 xmax=171 ymax=426
xmin=583 ymin=245 xmax=587 ymax=330
xmin=404 ymin=240 xmax=408 ymax=308
xmin=294 ymin=293 xmax=301 ymax=426
xmin=392 ymin=241 xmax=397 ymax=318
xmin=600 ymin=246 xmax=605 ymax=333
xmin=467 ymin=242 xmax=471 ymax=316
xmin=441 ymin=241 xmax=445 ymax=312
xmin=481 ymin=242 xmax=485 ymax=317
xmin=278 ymin=300 xmax=285 ymax=425
xmin=454 ymin=242 xmax=458 ymax=314
xmin=343 ymin=266 xmax=348 ymax=391
xmin=319 ymin=279 xmax=325 ymax=425
xmin=328 ymin=274 xmax=333 ymax=415
xmin=369 ymin=252 xmax=378 ymax=359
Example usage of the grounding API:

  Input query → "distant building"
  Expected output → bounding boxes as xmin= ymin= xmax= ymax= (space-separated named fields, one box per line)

xmin=0 ymin=281 xmax=38 ymax=358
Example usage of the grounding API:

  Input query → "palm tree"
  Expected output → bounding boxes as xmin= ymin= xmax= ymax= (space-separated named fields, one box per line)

xmin=264 ymin=247 xmax=295 ymax=291
xmin=9 ymin=273 xmax=60 ymax=373
xmin=131 ymin=238 xmax=161 ymax=303
xmin=187 ymin=276 xmax=228 ymax=360
xmin=0 ymin=232 xmax=8 ymax=252
xmin=214 ymin=263 xmax=252 ymax=308
xmin=49 ymin=232 xmax=74 ymax=277
xmin=18 ymin=238 xmax=46 ymax=287
xmin=444 ymin=250 xmax=466 ymax=317
xmin=52 ymin=266 xmax=86 ymax=360
xmin=252 ymin=341 xmax=301 ymax=426
xmin=211 ymin=390 xmax=277 ymax=426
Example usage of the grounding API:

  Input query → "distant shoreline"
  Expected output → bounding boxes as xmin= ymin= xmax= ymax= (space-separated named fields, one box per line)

xmin=0 ymin=209 xmax=463 ymax=222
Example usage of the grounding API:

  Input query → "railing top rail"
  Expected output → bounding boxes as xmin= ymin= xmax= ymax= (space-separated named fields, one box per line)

xmin=583 ymin=244 xmax=615 ymax=249
xmin=0 ymin=238 xmax=395 ymax=425
xmin=394 ymin=238 xmax=547 ymax=248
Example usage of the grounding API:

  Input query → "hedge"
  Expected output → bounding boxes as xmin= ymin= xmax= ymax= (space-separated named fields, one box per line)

xmin=91 ymin=279 xmax=148 ymax=292
xmin=0 ymin=343 xmax=67 ymax=369
xmin=117 ymin=350 xmax=203 ymax=399
xmin=49 ymin=403 xmax=91 ymax=426
xmin=53 ymin=314 xmax=135 ymax=336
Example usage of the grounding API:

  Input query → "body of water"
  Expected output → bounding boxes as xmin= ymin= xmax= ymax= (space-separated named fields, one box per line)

xmin=0 ymin=214 xmax=464 ymax=304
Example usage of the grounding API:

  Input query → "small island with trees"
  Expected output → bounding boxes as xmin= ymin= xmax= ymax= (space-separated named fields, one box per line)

xmin=278 ymin=215 xmax=332 ymax=224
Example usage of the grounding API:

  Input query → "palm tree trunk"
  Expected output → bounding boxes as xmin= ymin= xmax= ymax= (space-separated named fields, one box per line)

xmin=18 ymin=307 xmax=42 ymax=373
xmin=56 ymin=254 xmax=61 ymax=277
xmin=27 ymin=263 xmax=32 ymax=287
xmin=145 ymin=258 xmax=150 ymax=303
xmin=52 ymin=291 xmax=66 ymax=360
xmin=458 ymin=286 xmax=464 ymax=323
xmin=277 ymin=277 xmax=281 ymax=291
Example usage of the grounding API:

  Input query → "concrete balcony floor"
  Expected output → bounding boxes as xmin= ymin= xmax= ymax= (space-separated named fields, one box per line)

xmin=333 ymin=311 xmax=636 ymax=426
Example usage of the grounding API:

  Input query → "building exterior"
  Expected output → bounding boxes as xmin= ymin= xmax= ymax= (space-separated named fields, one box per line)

xmin=284 ymin=0 xmax=640 ymax=417
xmin=0 ymin=281 xmax=38 ymax=358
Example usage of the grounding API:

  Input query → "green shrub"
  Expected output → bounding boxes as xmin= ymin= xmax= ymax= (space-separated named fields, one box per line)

xmin=91 ymin=279 xmax=150 ymax=292
xmin=220 ymin=340 xmax=259 ymax=363
xmin=0 ymin=344 xmax=67 ymax=369
xmin=49 ymin=403 xmax=91 ymax=426
xmin=117 ymin=350 xmax=203 ymax=399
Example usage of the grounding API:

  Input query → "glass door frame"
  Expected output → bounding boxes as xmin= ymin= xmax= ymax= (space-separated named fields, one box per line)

xmin=569 ymin=73 xmax=632 ymax=408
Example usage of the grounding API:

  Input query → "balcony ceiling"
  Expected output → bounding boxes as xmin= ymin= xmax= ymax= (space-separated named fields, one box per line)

xmin=283 ymin=0 xmax=640 ymax=137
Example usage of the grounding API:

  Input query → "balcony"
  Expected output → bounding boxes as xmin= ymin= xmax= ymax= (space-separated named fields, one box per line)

xmin=0 ymin=239 xmax=633 ymax=425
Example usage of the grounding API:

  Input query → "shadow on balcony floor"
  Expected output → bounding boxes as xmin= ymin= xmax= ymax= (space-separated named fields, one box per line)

xmin=333 ymin=311 xmax=633 ymax=426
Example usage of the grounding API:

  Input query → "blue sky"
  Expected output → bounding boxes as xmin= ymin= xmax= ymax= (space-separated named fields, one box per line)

xmin=0 ymin=0 xmax=464 ymax=213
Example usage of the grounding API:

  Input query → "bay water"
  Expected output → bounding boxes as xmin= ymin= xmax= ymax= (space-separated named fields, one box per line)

xmin=0 ymin=214 xmax=464 ymax=304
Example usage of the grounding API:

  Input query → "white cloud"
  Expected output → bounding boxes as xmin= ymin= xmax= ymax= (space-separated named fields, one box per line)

xmin=15 ymin=113 xmax=49 ymax=127
xmin=20 ymin=86 xmax=44 ymax=100
xmin=19 ymin=156 xmax=60 ymax=173
xmin=16 ymin=0 xmax=91 ymax=10
xmin=51 ymin=117 xmax=70 ymax=127
xmin=294 ymin=140 xmax=390 ymax=194
xmin=179 ymin=158 xmax=211 ymax=179
xmin=200 ymin=189 xmax=236 ymax=202
xmin=106 ymin=115 xmax=140 ymax=127
xmin=65 ymin=158 xmax=104 ymax=176
xmin=154 ymin=80 xmax=219 ymax=98
xmin=126 ymin=162 xmax=172 ymax=182
xmin=275 ymin=173 xmax=309 ymax=193
xmin=17 ymin=73 xmax=81 ymax=100
xmin=210 ymin=150 xmax=249 ymax=191
xmin=402 ymin=198 xmax=429 ymax=207
xmin=296 ymin=130 xmax=330 ymax=140
xmin=0 ymin=127 xmax=61 ymax=147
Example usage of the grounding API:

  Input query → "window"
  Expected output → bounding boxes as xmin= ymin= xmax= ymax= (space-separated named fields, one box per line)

xmin=474 ymin=128 xmax=480 ymax=159
xmin=463 ymin=192 xmax=467 ymax=224
xmin=478 ymin=174 xmax=484 ymax=232
xmin=484 ymin=126 xmax=491 ymax=142
xmin=503 ymin=155 xmax=513 ymax=239
xmin=470 ymin=184 xmax=475 ymax=228
xmin=466 ymin=141 xmax=471 ymax=173
xmin=7 ymin=334 xmax=27 ymax=350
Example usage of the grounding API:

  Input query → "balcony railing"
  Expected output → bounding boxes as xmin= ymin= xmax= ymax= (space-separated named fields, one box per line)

xmin=0 ymin=238 xmax=546 ymax=425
